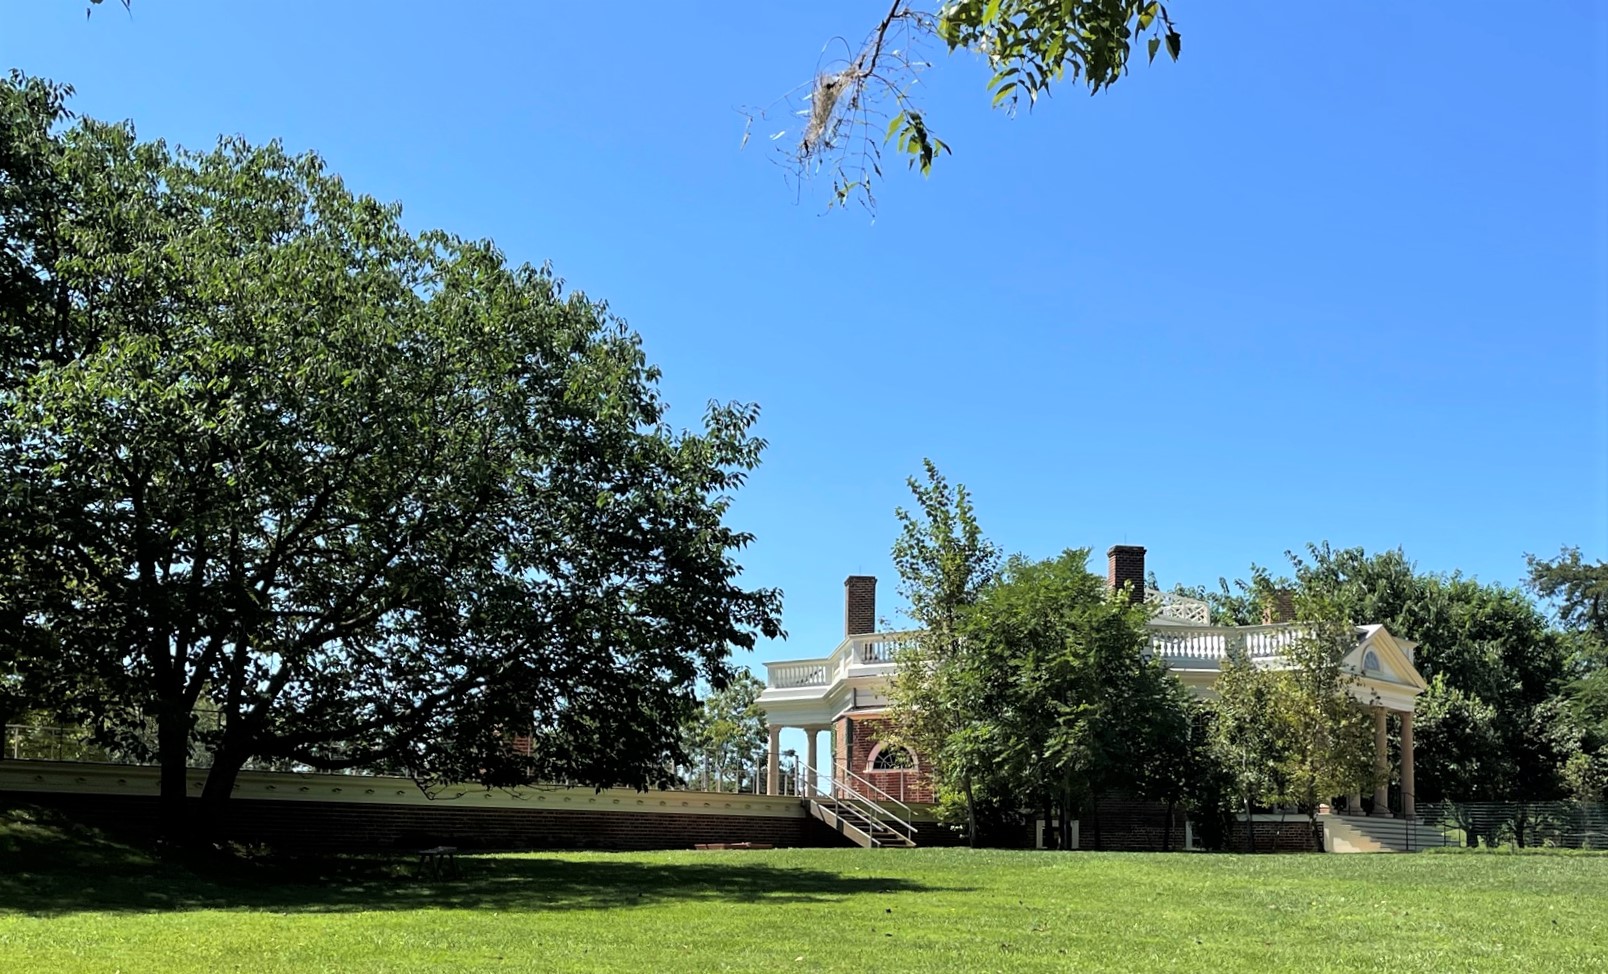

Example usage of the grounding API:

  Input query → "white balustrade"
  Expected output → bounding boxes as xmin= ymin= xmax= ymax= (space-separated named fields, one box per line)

xmin=853 ymin=632 xmax=918 ymax=664
xmin=766 ymin=661 xmax=829 ymax=688
xmin=766 ymin=623 xmax=1320 ymax=694
xmin=1146 ymin=624 xmax=1309 ymax=664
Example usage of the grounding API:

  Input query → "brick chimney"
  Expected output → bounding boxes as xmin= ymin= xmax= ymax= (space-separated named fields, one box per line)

xmin=1262 ymin=588 xmax=1297 ymax=625
xmin=844 ymin=575 xmax=877 ymax=636
xmin=1107 ymin=545 xmax=1146 ymax=604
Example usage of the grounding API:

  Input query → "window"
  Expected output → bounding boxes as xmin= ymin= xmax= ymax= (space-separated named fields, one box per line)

xmin=1363 ymin=650 xmax=1380 ymax=672
xmin=869 ymin=745 xmax=916 ymax=771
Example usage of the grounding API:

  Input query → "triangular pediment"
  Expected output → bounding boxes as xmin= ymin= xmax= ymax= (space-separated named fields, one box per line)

xmin=1344 ymin=624 xmax=1428 ymax=691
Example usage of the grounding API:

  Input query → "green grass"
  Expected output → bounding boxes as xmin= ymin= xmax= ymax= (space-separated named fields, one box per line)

xmin=3 ymin=806 xmax=1607 ymax=973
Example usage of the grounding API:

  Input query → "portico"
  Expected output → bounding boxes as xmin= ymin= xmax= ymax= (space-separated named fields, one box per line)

xmin=765 ymin=723 xmax=831 ymax=797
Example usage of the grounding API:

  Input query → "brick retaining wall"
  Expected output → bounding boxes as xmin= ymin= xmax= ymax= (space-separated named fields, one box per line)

xmin=6 ymin=790 xmax=834 ymax=852
xmin=1080 ymin=797 xmax=1191 ymax=851
xmin=1 ymin=761 xmax=1320 ymax=853
xmin=0 ymin=761 xmax=842 ymax=852
xmin=1228 ymin=819 xmax=1321 ymax=853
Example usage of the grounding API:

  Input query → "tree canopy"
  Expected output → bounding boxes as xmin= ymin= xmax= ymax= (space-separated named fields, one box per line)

xmin=885 ymin=463 xmax=1197 ymax=847
xmin=1284 ymin=543 xmax=1565 ymax=804
xmin=0 ymin=74 xmax=782 ymax=828
xmin=1529 ymin=548 xmax=1608 ymax=803
xmin=681 ymin=670 xmax=768 ymax=789
xmin=966 ymin=550 xmax=1195 ymax=849
xmin=1183 ymin=543 xmax=1594 ymax=810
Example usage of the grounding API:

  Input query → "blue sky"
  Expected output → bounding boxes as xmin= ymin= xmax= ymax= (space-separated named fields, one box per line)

xmin=5 ymin=2 xmax=1606 ymax=676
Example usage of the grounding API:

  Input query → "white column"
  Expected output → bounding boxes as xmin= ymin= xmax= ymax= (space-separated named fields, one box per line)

xmin=805 ymin=727 xmax=820 ymax=797
xmin=1371 ymin=706 xmax=1391 ymax=817
xmin=1401 ymin=709 xmax=1415 ymax=819
xmin=766 ymin=725 xmax=782 ymax=796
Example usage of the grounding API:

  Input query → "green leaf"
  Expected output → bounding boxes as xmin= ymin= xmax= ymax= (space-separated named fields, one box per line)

xmin=1147 ymin=36 xmax=1161 ymax=64
xmin=885 ymin=112 xmax=906 ymax=142
xmin=1165 ymin=30 xmax=1182 ymax=61
xmin=991 ymin=83 xmax=1017 ymax=108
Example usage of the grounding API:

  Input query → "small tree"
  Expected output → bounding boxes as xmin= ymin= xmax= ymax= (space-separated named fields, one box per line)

xmin=1413 ymin=674 xmax=1506 ymax=804
xmin=1210 ymin=588 xmax=1375 ymax=852
xmin=681 ymin=671 xmax=767 ymax=790
xmin=1269 ymin=592 xmax=1378 ymax=850
xmin=966 ymin=550 xmax=1121 ymax=849
xmin=885 ymin=460 xmax=1001 ymax=843
xmin=1210 ymin=650 xmax=1287 ymax=851
xmin=1131 ymin=681 xmax=1211 ymax=852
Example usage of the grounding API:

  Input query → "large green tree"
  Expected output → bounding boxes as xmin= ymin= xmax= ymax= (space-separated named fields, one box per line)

xmin=0 ymin=74 xmax=782 ymax=831
xmin=1283 ymin=544 xmax=1566 ymax=804
xmin=965 ymin=550 xmax=1191 ymax=850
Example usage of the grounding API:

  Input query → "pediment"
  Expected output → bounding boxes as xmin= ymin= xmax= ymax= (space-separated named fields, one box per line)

xmin=1345 ymin=624 xmax=1428 ymax=691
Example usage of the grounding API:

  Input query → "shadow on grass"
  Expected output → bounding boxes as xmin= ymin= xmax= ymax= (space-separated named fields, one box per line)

xmin=0 ymin=806 xmax=957 ymax=917
xmin=2 ymin=853 xmax=956 ymax=917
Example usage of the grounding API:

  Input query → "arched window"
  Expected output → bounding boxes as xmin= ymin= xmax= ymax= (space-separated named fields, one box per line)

xmin=868 ymin=744 xmax=916 ymax=772
xmin=1362 ymin=650 xmax=1380 ymax=672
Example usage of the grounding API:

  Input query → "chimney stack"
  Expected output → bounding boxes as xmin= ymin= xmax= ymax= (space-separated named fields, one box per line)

xmin=844 ymin=575 xmax=877 ymax=636
xmin=1262 ymin=588 xmax=1297 ymax=625
xmin=1107 ymin=545 xmax=1146 ymax=604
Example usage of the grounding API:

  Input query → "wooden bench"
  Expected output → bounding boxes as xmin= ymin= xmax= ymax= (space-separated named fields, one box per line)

xmin=415 ymin=845 xmax=459 ymax=879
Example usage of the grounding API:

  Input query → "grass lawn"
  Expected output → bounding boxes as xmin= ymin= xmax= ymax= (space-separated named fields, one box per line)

xmin=2 ymin=807 xmax=1606 ymax=973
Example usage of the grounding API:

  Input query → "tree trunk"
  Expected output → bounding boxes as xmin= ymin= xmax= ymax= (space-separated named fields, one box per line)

xmin=1087 ymin=790 xmax=1102 ymax=851
xmin=0 ymin=701 xmax=14 ymax=761
xmin=155 ymin=705 xmax=192 ymax=840
xmin=1243 ymin=792 xmax=1255 ymax=853
xmin=1163 ymin=798 xmax=1176 ymax=853
xmin=199 ymin=745 xmax=250 ymax=846
xmin=1059 ymin=786 xmax=1073 ymax=851
xmin=962 ymin=774 xmax=978 ymax=848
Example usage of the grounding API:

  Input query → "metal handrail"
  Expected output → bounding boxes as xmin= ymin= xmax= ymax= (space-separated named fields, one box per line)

xmin=833 ymin=764 xmax=917 ymax=822
xmin=797 ymin=758 xmax=918 ymax=843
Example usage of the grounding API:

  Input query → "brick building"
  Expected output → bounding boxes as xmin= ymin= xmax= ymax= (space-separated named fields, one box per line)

xmin=757 ymin=545 xmax=1433 ymax=850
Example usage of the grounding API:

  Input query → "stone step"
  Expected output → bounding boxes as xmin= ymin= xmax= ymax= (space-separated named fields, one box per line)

xmin=1319 ymin=813 xmax=1457 ymax=853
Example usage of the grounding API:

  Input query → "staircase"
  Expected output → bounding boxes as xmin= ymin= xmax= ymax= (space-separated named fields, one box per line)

xmin=1320 ymin=813 xmax=1457 ymax=853
xmin=798 ymin=761 xmax=918 ymax=849
xmin=808 ymin=798 xmax=917 ymax=848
